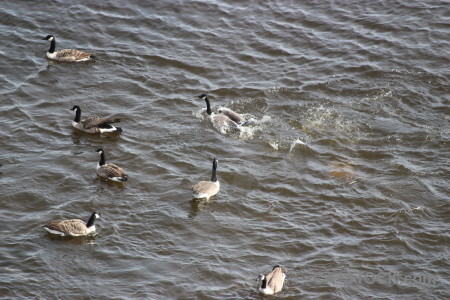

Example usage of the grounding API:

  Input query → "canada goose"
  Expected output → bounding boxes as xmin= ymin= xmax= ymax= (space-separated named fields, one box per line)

xmin=44 ymin=212 xmax=101 ymax=237
xmin=256 ymin=265 xmax=286 ymax=295
xmin=42 ymin=35 xmax=95 ymax=62
xmin=192 ymin=158 xmax=220 ymax=200
xmin=70 ymin=105 xmax=122 ymax=133
xmin=197 ymin=94 xmax=248 ymax=133
xmin=96 ymin=148 xmax=128 ymax=182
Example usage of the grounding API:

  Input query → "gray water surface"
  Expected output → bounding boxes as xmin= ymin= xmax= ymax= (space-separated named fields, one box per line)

xmin=0 ymin=1 xmax=449 ymax=299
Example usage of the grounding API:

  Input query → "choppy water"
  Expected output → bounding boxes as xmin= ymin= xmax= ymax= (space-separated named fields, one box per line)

xmin=1 ymin=1 xmax=449 ymax=299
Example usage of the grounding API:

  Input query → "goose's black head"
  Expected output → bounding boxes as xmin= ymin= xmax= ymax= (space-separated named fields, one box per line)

xmin=86 ymin=211 xmax=101 ymax=228
xmin=96 ymin=148 xmax=104 ymax=154
xmin=42 ymin=35 xmax=54 ymax=41
xmin=70 ymin=105 xmax=80 ymax=111
xmin=256 ymin=274 xmax=265 ymax=283
xmin=197 ymin=94 xmax=207 ymax=100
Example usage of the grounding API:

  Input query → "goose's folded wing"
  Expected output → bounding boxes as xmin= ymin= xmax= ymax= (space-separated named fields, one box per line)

xmin=55 ymin=49 xmax=93 ymax=61
xmin=98 ymin=164 xmax=126 ymax=178
xmin=82 ymin=117 xmax=120 ymax=129
xmin=211 ymin=114 xmax=239 ymax=128
xmin=192 ymin=181 xmax=219 ymax=195
xmin=46 ymin=219 xmax=86 ymax=235
xmin=219 ymin=108 xmax=246 ymax=123
xmin=267 ymin=268 xmax=285 ymax=293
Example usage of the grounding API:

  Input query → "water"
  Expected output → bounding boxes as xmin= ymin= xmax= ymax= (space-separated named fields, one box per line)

xmin=1 ymin=0 xmax=449 ymax=299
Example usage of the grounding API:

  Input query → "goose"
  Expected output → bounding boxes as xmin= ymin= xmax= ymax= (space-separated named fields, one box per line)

xmin=197 ymin=94 xmax=248 ymax=133
xmin=70 ymin=105 xmax=122 ymax=133
xmin=192 ymin=158 xmax=220 ymax=200
xmin=96 ymin=148 xmax=128 ymax=182
xmin=256 ymin=265 xmax=286 ymax=295
xmin=44 ymin=212 xmax=101 ymax=237
xmin=42 ymin=35 xmax=95 ymax=62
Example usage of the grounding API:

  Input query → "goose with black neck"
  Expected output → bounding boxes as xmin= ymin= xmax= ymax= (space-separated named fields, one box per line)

xmin=197 ymin=94 xmax=248 ymax=134
xmin=192 ymin=158 xmax=220 ymax=200
xmin=71 ymin=105 xmax=122 ymax=134
xmin=96 ymin=148 xmax=128 ymax=182
xmin=44 ymin=212 xmax=101 ymax=237
xmin=42 ymin=35 xmax=95 ymax=62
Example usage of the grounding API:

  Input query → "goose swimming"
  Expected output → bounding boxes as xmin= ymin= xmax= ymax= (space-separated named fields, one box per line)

xmin=96 ymin=148 xmax=128 ymax=182
xmin=70 ymin=105 xmax=122 ymax=134
xmin=192 ymin=158 xmax=220 ymax=200
xmin=42 ymin=35 xmax=95 ymax=62
xmin=256 ymin=265 xmax=286 ymax=295
xmin=197 ymin=94 xmax=248 ymax=133
xmin=44 ymin=212 xmax=101 ymax=237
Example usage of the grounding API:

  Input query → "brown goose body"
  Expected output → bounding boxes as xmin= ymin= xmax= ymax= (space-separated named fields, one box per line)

xmin=218 ymin=107 xmax=247 ymax=124
xmin=210 ymin=114 xmax=240 ymax=133
xmin=197 ymin=94 xmax=244 ymax=134
xmin=97 ymin=163 xmax=127 ymax=181
xmin=96 ymin=148 xmax=128 ymax=182
xmin=257 ymin=265 xmax=286 ymax=295
xmin=192 ymin=180 xmax=220 ymax=200
xmin=192 ymin=158 xmax=220 ymax=200
xmin=42 ymin=35 xmax=95 ymax=62
xmin=44 ymin=212 xmax=101 ymax=237
xmin=49 ymin=48 xmax=94 ymax=62
xmin=71 ymin=105 xmax=122 ymax=134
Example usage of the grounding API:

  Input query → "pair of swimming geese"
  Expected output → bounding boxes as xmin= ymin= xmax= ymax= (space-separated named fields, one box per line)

xmin=44 ymin=210 xmax=285 ymax=295
xmin=43 ymin=35 xmax=285 ymax=295
xmin=45 ymin=212 xmax=285 ymax=294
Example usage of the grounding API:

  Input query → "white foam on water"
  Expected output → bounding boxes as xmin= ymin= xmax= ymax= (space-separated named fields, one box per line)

xmin=289 ymin=139 xmax=306 ymax=152
xmin=268 ymin=140 xmax=279 ymax=150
